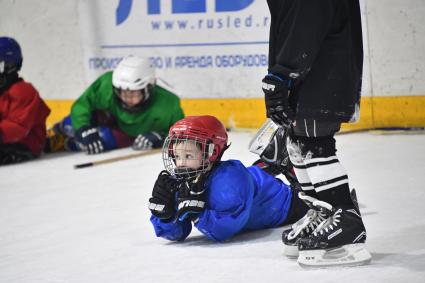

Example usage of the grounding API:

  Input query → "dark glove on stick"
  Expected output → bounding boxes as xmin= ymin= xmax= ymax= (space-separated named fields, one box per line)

xmin=262 ymin=74 xmax=294 ymax=128
xmin=75 ymin=126 xmax=105 ymax=155
xmin=176 ymin=175 xmax=207 ymax=222
xmin=149 ymin=170 xmax=179 ymax=220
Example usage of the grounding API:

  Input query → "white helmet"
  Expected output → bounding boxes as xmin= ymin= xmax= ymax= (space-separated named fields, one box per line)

xmin=112 ymin=55 xmax=155 ymax=91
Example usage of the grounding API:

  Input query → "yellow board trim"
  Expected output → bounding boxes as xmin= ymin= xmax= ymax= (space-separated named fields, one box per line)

xmin=45 ymin=96 xmax=425 ymax=131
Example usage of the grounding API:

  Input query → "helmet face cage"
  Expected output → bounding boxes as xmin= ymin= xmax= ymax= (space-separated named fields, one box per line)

xmin=112 ymin=56 xmax=155 ymax=112
xmin=162 ymin=134 xmax=213 ymax=180
xmin=113 ymin=84 xmax=153 ymax=113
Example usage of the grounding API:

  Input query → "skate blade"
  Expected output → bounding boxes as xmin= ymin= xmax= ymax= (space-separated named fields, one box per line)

xmin=248 ymin=119 xmax=279 ymax=156
xmin=283 ymin=244 xmax=299 ymax=259
xmin=298 ymin=244 xmax=372 ymax=268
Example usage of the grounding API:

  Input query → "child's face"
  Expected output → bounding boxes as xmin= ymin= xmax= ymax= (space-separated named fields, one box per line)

xmin=173 ymin=140 xmax=204 ymax=170
xmin=119 ymin=89 xmax=144 ymax=107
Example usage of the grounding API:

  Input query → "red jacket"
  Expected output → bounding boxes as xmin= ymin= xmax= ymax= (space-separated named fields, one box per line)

xmin=0 ymin=79 xmax=50 ymax=156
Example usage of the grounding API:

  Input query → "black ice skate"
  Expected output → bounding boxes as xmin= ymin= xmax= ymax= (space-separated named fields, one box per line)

xmin=282 ymin=193 xmax=330 ymax=257
xmin=249 ymin=119 xmax=297 ymax=186
xmin=297 ymin=205 xmax=372 ymax=267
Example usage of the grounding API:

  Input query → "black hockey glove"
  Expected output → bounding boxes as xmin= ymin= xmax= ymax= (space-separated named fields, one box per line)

xmin=75 ymin=125 xmax=105 ymax=155
xmin=175 ymin=174 xmax=207 ymax=222
xmin=132 ymin=132 xmax=164 ymax=151
xmin=262 ymin=74 xmax=294 ymax=128
xmin=149 ymin=170 xmax=179 ymax=220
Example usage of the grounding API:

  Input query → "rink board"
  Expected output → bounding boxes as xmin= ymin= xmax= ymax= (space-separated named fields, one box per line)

xmin=45 ymin=95 xmax=425 ymax=131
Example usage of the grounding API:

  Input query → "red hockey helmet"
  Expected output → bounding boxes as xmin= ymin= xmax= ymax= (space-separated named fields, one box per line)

xmin=169 ymin=115 xmax=228 ymax=161
xmin=163 ymin=115 xmax=229 ymax=178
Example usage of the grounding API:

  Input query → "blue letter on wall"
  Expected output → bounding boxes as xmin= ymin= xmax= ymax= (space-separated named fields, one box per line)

xmin=216 ymin=0 xmax=254 ymax=12
xmin=116 ymin=0 xmax=132 ymax=25
xmin=172 ymin=0 xmax=206 ymax=14
xmin=116 ymin=0 xmax=255 ymax=25
xmin=148 ymin=0 xmax=161 ymax=14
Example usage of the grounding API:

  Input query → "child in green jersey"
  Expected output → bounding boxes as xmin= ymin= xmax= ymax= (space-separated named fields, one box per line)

xmin=46 ymin=56 xmax=184 ymax=155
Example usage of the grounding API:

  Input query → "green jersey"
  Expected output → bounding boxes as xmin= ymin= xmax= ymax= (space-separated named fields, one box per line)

xmin=71 ymin=71 xmax=184 ymax=137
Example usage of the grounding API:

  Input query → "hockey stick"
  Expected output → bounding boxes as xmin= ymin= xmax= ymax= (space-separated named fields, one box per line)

xmin=369 ymin=127 xmax=425 ymax=135
xmin=74 ymin=149 xmax=162 ymax=169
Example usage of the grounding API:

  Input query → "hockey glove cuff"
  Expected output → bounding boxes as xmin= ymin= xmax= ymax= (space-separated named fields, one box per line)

xmin=175 ymin=175 xmax=207 ymax=222
xmin=262 ymin=74 xmax=294 ymax=128
xmin=75 ymin=126 xmax=105 ymax=155
xmin=132 ymin=132 xmax=164 ymax=151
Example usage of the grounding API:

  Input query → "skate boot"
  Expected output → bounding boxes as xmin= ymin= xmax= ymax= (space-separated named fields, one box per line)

xmin=249 ymin=119 xmax=297 ymax=186
xmin=297 ymin=205 xmax=371 ymax=267
xmin=44 ymin=123 xmax=66 ymax=153
xmin=350 ymin=188 xmax=361 ymax=216
xmin=282 ymin=192 xmax=330 ymax=257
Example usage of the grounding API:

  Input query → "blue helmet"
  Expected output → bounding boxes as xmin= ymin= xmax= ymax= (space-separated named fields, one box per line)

xmin=0 ymin=37 xmax=23 ymax=74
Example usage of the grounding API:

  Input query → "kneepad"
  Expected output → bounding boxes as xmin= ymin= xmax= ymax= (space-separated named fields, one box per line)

xmin=286 ymin=135 xmax=336 ymax=164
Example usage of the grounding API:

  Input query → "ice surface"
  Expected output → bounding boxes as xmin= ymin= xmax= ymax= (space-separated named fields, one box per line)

xmin=1 ymin=132 xmax=425 ymax=283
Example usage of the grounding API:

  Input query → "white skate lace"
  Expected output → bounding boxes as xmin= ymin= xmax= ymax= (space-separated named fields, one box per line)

xmin=313 ymin=208 xmax=342 ymax=236
xmin=286 ymin=193 xmax=331 ymax=240
xmin=287 ymin=209 xmax=327 ymax=240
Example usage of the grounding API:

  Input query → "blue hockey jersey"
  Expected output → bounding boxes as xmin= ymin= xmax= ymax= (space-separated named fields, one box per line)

xmin=150 ymin=160 xmax=293 ymax=242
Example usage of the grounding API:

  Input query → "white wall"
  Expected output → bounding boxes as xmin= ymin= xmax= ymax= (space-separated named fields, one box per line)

xmin=0 ymin=1 xmax=86 ymax=99
xmin=365 ymin=0 xmax=425 ymax=97
xmin=1 ymin=0 xmax=424 ymax=100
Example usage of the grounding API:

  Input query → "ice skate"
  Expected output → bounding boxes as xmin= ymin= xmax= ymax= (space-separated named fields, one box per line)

xmin=282 ymin=193 xmax=330 ymax=257
xmin=297 ymin=206 xmax=371 ymax=267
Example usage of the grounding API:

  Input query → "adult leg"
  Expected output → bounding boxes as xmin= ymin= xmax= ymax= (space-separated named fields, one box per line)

xmin=283 ymin=119 xmax=355 ymax=258
xmin=288 ymin=119 xmax=370 ymax=267
xmin=288 ymin=119 xmax=353 ymax=207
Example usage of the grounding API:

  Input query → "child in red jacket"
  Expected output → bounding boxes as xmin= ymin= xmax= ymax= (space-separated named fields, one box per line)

xmin=0 ymin=37 xmax=50 ymax=165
